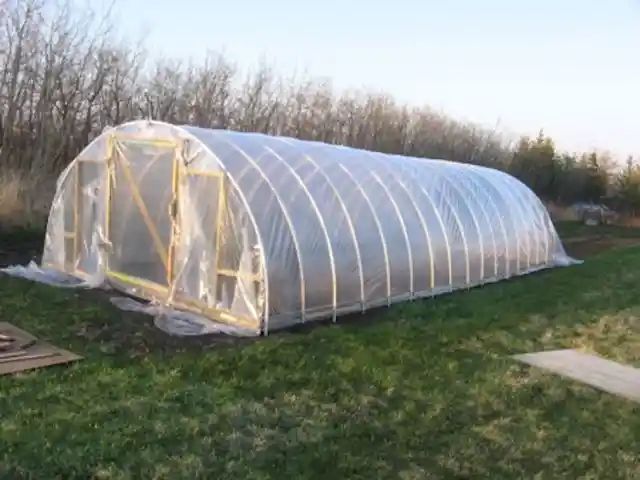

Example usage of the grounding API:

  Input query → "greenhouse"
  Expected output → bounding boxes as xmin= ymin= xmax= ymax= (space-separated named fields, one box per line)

xmin=37 ymin=120 xmax=575 ymax=335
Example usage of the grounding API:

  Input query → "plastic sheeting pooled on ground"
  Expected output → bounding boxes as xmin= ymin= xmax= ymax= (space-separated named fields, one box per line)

xmin=0 ymin=261 xmax=105 ymax=288
xmin=109 ymin=296 xmax=259 ymax=337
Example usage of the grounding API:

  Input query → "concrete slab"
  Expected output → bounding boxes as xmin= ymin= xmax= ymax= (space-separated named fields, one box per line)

xmin=513 ymin=349 xmax=640 ymax=403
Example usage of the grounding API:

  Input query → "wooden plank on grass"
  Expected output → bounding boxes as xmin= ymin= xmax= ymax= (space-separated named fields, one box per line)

xmin=0 ymin=322 xmax=82 ymax=376
xmin=513 ymin=349 xmax=640 ymax=403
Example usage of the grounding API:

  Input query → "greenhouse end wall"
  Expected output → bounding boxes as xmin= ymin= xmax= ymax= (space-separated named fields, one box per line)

xmin=41 ymin=121 xmax=267 ymax=335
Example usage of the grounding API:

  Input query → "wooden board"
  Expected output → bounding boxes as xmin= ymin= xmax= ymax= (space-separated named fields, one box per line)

xmin=0 ymin=322 xmax=82 ymax=376
xmin=514 ymin=349 xmax=640 ymax=403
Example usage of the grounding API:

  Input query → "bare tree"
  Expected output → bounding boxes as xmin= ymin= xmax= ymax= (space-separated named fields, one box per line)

xmin=2 ymin=0 xmax=632 ymax=230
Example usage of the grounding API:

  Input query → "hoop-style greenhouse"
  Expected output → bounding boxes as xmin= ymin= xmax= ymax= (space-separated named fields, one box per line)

xmin=41 ymin=120 xmax=574 ymax=335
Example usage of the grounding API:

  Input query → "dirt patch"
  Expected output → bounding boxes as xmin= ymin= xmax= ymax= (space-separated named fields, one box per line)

xmin=65 ymin=289 xmax=259 ymax=354
xmin=563 ymin=236 xmax=640 ymax=259
xmin=0 ymin=236 xmax=42 ymax=266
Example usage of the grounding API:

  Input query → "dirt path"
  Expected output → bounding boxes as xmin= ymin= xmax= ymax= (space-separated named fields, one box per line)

xmin=563 ymin=235 xmax=640 ymax=259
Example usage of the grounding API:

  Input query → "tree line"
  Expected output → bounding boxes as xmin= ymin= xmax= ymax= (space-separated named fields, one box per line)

xmin=1 ymin=0 xmax=639 ymax=227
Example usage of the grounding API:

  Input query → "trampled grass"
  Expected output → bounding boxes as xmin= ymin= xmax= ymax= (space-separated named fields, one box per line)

xmin=1 ymin=223 xmax=640 ymax=478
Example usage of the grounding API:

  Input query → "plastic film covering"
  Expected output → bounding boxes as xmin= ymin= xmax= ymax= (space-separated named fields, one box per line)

xmin=180 ymin=126 xmax=576 ymax=331
xmin=33 ymin=120 xmax=576 ymax=336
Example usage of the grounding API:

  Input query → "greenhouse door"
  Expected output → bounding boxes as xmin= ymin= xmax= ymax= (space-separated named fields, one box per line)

xmin=105 ymin=134 xmax=181 ymax=299
xmin=182 ymin=168 xmax=262 ymax=331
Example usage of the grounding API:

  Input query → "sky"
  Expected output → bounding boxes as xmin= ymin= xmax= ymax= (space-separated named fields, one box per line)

xmin=98 ymin=0 xmax=639 ymax=158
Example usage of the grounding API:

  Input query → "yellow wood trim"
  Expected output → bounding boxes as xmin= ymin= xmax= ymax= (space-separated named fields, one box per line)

xmin=175 ymin=298 xmax=260 ymax=330
xmin=113 ymin=142 xmax=168 ymax=268
xmin=185 ymin=169 xmax=223 ymax=178
xmin=73 ymin=163 xmax=80 ymax=262
xmin=107 ymin=269 xmax=168 ymax=296
xmin=166 ymin=149 xmax=180 ymax=285
xmin=114 ymin=134 xmax=177 ymax=149
xmin=107 ymin=271 xmax=259 ymax=329
xmin=217 ymin=268 xmax=261 ymax=282
xmin=105 ymin=135 xmax=114 ymax=247
xmin=114 ymin=132 xmax=178 ymax=148
xmin=212 ymin=174 xmax=226 ymax=294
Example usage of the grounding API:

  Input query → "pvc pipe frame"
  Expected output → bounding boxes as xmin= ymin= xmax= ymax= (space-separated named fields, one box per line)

xmin=219 ymin=134 xmax=548 ymax=333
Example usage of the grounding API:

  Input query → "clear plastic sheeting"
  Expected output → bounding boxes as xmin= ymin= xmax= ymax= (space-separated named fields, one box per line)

xmin=109 ymin=297 xmax=258 ymax=337
xmin=25 ymin=119 xmax=576 ymax=336
xmin=0 ymin=261 xmax=103 ymax=288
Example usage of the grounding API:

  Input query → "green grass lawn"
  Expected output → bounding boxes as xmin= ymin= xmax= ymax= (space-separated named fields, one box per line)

xmin=2 ymin=223 xmax=640 ymax=479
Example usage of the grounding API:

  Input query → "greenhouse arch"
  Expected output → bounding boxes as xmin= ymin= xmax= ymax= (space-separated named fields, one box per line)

xmin=41 ymin=120 xmax=574 ymax=335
